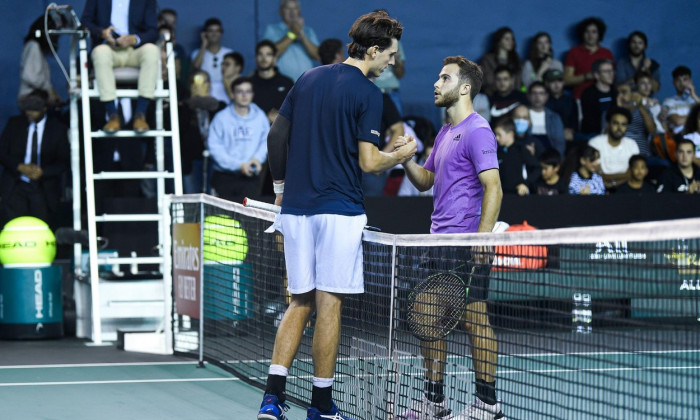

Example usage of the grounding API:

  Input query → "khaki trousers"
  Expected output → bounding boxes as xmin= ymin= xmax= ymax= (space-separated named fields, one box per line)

xmin=92 ymin=43 xmax=159 ymax=101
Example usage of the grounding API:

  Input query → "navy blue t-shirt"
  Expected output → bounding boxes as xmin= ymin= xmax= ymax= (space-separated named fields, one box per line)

xmin=278 ymin=63 xmax=383 ymax=215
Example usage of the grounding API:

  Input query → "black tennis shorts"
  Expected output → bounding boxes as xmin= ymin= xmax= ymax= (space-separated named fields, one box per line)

xmin=418 ymin=246 xmax=491 ymax=304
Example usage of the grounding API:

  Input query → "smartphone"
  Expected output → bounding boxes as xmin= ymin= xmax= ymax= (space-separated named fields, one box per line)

xmin=111 ymin=30 xmax=120 ymax=39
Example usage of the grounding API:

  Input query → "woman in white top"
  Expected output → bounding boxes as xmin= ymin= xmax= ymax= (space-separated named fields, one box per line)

xmin=522 ymin=32 xmax=563 ymax=89
xmin=19 ymin=16 xmax=61 ymax=105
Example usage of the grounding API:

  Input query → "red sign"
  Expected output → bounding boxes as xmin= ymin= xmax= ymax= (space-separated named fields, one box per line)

xmin=173 ymin=223 xmax=201 ymax=318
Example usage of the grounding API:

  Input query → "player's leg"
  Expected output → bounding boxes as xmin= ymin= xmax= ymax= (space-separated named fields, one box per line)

xmin=309 ymin=290 xmax=344 ymax=411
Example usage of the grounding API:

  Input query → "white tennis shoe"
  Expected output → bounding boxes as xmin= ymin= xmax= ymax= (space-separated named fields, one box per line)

xmin=448 ymin=398 xmax=505 ymax=420
xmin=395 ymin=396 xmax=452 ymax=419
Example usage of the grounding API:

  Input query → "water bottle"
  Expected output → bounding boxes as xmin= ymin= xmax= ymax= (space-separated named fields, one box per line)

xmin=572 ymin=293 xmax=583 ymax=333
xmin=582 ymin=293 xmax=592 ymax=334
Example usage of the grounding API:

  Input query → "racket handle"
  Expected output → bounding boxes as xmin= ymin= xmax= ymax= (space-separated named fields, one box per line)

xmin=243 ymin=197 xmax=281 ymax=214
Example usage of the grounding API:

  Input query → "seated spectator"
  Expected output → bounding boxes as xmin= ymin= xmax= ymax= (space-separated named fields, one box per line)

xmin=662 ymin=66 xmax=699 ymax=134
xmin=208 ymin=77 xmax=269 ymax=203
xmin=566 ymin=145 xmax=605 ymax=195
xmin=615 ymin=31 xmax=660 ymax=92
xmin=530 ymin=149 xmax=567 ymax=195
xmin=657 ymin=139 xmax=700 ymax=193
xmin=635 ymin=70 xmax=666 ymax=134
xmin=616 ymin=83 xmax=656 ymax=156
xmin=563 ymin=17 xmax=614 ymax=100
xmin=251 ymin=40 xmax=295 ymax=125
xmin=318 ymin=38 xmax=344 ymax=66
xmin=512 ymin=104 xmax=545 ymax=157
xmin=480 ymin=27 xmax=522 ymax=97
xmin=19 ymin=16 xmax=61 ymax=106
xmin=191 ymin=18 xmax=234 ymax=103
xmin=580 ymin=59 xmax=617 ymax=136
xmin=544 ymin=69 xmax=577 ymax=142
xmin=588 ymin=107 xmax=640 ymax=188
xmin=179 ymin=70 xmax=226 ymax=194
xmin=615 ymin=155 xmax=656 ymax=193
xmin=473 ymin=93 xmax=491 ymax=122
xmin=157 ymin=9 xmax=189 ymax=85
xmin=0 ymin=90 xmax=69 ymax=228
xmin=682 ymin=103 xmax=700 ymax=166
xmin=81 ymin=0 xmax=160 ymax=133
xmin=262 ymin=0 xmax=320 ymax=81
xmin=222 ymin=52 xmax=245 ymax=100
xmin=489 ymin=66 xmax=527 ymax=121
xmin=527 ymin=81 xmax=565 ymax=155
xmin=522 ymin=32 xmax=563 ymax=89
xmin=493 ymin=118 xmax=539 ymax=196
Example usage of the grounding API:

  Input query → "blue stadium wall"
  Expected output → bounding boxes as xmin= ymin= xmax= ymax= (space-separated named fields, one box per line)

xmin=1 ymin=0 xmax=698 ymax=129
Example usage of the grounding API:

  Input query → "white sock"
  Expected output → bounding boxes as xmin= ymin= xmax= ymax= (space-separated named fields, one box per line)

xmin=269 ymin=364 xmax=288 ymax=377
xmin=313 ymin=377 xmax=334 ymax=388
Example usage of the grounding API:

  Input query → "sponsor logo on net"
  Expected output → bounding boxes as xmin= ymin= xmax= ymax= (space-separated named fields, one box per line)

xmin=589 ymin=241 xmax=647 ymax=260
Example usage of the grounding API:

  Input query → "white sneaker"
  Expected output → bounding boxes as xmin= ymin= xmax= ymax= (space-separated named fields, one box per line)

xmin=449 ymin=398 xmax=505 ymax=420
xmin=395 ymin=396 xmax=452 ymax=419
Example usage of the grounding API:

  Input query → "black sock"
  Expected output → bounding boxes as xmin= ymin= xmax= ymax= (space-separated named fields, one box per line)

xmin=311 ymin=385 xmax=333 ymax=412
xmin=475 ymin=379 xmax=497 ymax=405
xmin=424 ymin=379 xmax=445 ymax=403
xmin=264 ymin=374 xmax=287 ymax=402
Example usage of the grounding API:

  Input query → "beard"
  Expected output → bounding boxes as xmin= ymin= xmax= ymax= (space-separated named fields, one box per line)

xmin=434 ymin=86 xmax=460 ymax=107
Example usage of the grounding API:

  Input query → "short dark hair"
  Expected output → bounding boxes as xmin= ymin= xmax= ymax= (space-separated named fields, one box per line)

xmin=539 ymin=148 xmax=562 ymax=166
xmin=627 ymin=30 xmax=647 ymax=49
xmin=592 ymin=58 xmax=613 ymax=73
xmin=628 ymin=154 xmax=647 ymax=168
xmin=319 ymin=38 xmax=344 ymax=65
xmin=672 ymin=65 xmax=692 ymax=80
xmin=677 ymin=138 xmax=695 ymax=151
xmin=204 ymin=18 xmax=223 ymax=31
xmin=606 ymin=106 xmax=632 ymax=124
xmin=494 ymin=65 xmax=513 ymax=77
xmin=577 ymin=17 xmax=607 ymax=42
xmin=493 ymin=117 xmax=515 ymax=133
xmin=347 ymin=10 xmax=402 ymax=60
xmin=633 ymin=69 xmax=654 ymax=85
xmin=443 ymin=55 xmax=483 ymax=100
xmin=25 ymin=16 xmax=58 ymax=53
xmin=159 ymin=9 xmax=177 ymax=19
xmin=256 ymin=39 xmax=277 ymax=56
xmin=224 ymin=52 xmax=245 ymax=69
xmin=527 ymin=81 xmax=547 ymax=95
xmin=231 ymin=76 xmax=253 ymax=92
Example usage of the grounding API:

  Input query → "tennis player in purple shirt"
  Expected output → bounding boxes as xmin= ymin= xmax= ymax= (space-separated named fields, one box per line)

xmin=398 ymin=56 xmax=505 ymax=420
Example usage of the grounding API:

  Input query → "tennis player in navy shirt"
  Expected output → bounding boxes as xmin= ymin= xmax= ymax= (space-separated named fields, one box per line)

xmin=258 ymin=11 xmax=416 ymax=420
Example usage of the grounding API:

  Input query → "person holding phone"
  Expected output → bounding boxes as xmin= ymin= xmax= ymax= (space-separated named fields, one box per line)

xmin=661 ymin=66 xmax=700 ymax=134
xmin=191 ymin=18 xmax=234 ymax=103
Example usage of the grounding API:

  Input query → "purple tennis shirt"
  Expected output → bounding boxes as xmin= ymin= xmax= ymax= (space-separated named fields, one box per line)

xmin=423 ymin=112 xmax=499 ymax=233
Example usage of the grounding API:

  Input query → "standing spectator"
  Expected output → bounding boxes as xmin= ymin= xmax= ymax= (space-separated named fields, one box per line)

xmin=616 ymin=83 xmax=656 ymax=156
xmin=178 ymin=70 xmax=225 ymax=194
xmin=527 ymin=81 xmax=565 ymax=155
xmin=563 ymin=17 xmax=614 ymax=99
xmin=615 ymin=31 xmax=660 ymax=92
xmin=489 ymin=66 xmax=527 ymax=121
xmin=580 ymin=59 xmax=617 ymax=137
xmin=262 ymin=0 xmax=320 ymax=81
xmin=19 ymin=17 xmax=61 ymax=106
xmin=615 ymin=155 xmax=656 ymax=193
xmin=565 ymin=145 xmax=605 ymax=195
xmin=657 ymin=139 xmax=700 ymax=193
xmin=682 ymin=103 xmax=700 ymax=166
xmin=661 ymin=66 xmax=699 ymax=135
xmin=588 ymin=107 xmax=640 ymax=188
xmin=530 ymin=149 xmax=568 ymax=195
xmin=0 ymin=91 xmax=69 ymax=229
xmin=221 ymin=52 xmax=244 ymax=101
xmin=635 ymin=70 xmax=666 ymax=134
xmin=522 ymin=32 xmax=563 ymax=89
xmin=81 ymin=0 xmax=160 ymax=133
xmin=208 ymin=78 xmax=269 ymax=203
xmin=191 ymin=18 xmax=233 ymax=103
xmin=544 ymin=69 xmax=577 ymax=142
xmin=479 ymin=27 xmax=522 ymax=97
xmin=493 ymin=118 xmax=539 ymax=195
xmin=251 ymin=40 xmax=295 ymax=124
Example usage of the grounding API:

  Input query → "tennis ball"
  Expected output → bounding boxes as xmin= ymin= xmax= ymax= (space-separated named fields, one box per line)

xmin=203 ymin=215 xmax=248 ymax=262
xmin=0 ymin=216 xmax=56 ymax=266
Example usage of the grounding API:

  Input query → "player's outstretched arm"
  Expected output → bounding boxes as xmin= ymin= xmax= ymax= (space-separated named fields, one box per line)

xmin=402 ymin=159 xmax=434 ymax=192
xmin=358 ymin=138 xmax=416 ymax=174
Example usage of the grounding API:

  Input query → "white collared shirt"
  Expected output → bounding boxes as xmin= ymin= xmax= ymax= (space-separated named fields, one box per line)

xmin=110 ymin=0 xmax=131 ymax=37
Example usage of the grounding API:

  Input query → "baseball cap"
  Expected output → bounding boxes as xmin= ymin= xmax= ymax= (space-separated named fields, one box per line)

xmin=543 ymin=69 xmax=564 ymax=83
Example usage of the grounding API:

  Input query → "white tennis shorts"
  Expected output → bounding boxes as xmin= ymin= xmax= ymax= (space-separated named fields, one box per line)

xmin=278 ymin=213 xmax=366 ymax=295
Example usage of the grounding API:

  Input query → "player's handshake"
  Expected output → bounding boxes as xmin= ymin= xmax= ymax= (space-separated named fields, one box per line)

xmin=393 ymin=135 xmax=417 ymax=164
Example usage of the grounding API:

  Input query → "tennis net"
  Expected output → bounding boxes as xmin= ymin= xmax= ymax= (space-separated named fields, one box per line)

xmin=168 ymin=194 xmax=700 ymax=420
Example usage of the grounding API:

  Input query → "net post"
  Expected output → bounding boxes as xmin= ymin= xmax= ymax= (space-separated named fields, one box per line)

xmin=197 ymin=199 xmax=205 ymax=368
xmin=384 ymin=236 xmax=398 ymax=418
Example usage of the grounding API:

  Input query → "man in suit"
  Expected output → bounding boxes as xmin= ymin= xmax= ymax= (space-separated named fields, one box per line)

xmin=0 ymin=90 xmax=69 ymax=229
xmin=82 ymin=0 xmax=159 ymax=133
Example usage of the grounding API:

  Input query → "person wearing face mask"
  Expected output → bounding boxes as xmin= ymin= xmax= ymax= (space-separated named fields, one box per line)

xmin=511 ymin=104 xmax=546 ymax=158
xmin=493 ymin=118 xmax=539 ymax=195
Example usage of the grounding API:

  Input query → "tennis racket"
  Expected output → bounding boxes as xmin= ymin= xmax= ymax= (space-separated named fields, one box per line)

xmin=406 ymin=265 xmax=476 ymax=342
xmin=243 ymin=197 xmax=281 ymax=213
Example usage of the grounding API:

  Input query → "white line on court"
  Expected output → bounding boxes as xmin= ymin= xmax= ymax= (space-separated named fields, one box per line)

xmin=0 ymin=377 xmax=240 ymax=387
xmin=0 ymin=361 xmax=201 ymax=370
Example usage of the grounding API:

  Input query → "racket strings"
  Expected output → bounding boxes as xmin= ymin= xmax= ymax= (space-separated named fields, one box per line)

xmin=407 ymin=273 xmax=466 ymax=342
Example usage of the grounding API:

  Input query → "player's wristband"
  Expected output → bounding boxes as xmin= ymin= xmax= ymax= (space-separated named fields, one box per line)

xmin=273 ymin=182 xmax=285 ymax=194
xmin=286 ymin=31 xmax=297 ymax=41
